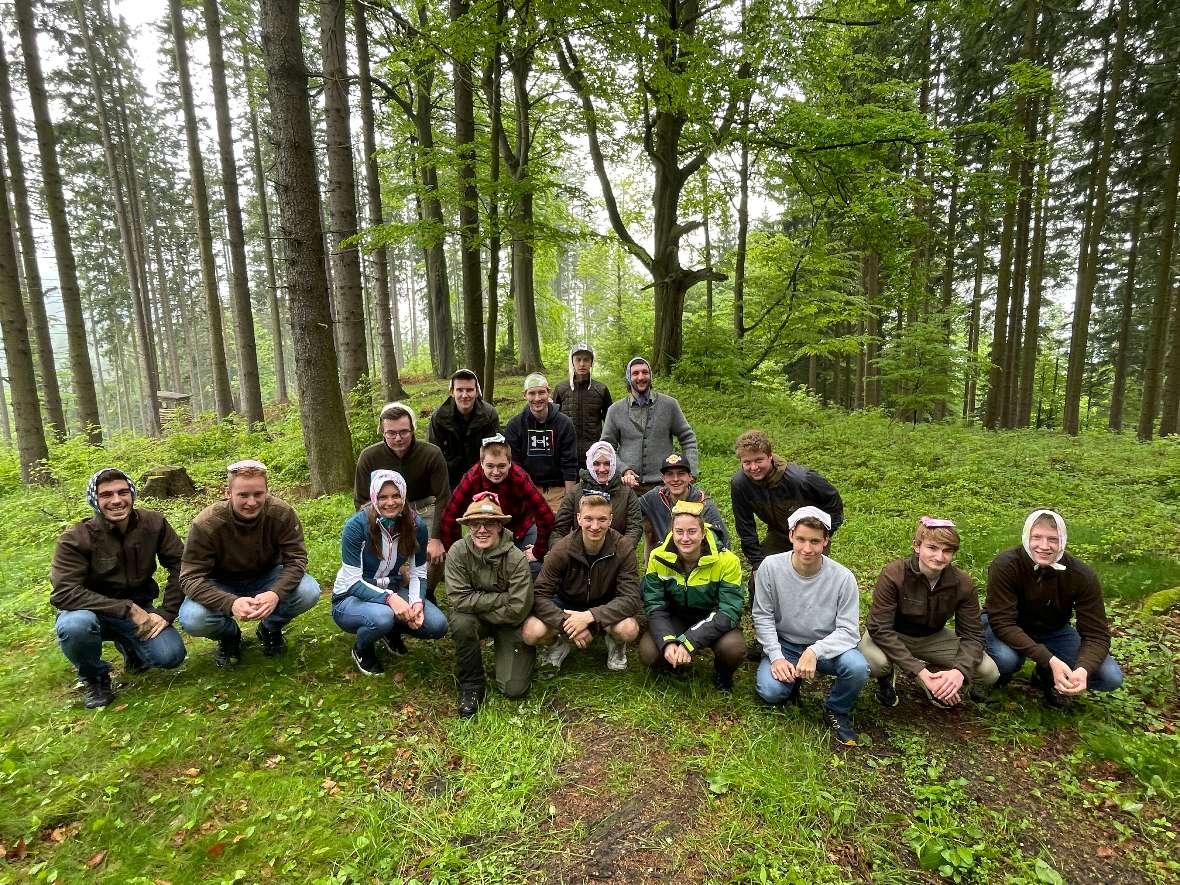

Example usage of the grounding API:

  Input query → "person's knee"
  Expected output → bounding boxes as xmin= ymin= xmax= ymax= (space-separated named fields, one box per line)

xmin=1091 ymin=657 xmax=1124 ymax=692
xmin=976 ymin=654 xmax=1001 ymax=687
xmin=367 ymin=605 xmax=398 ymax=636
xmin=609 ymin=618 xmax=640 ymax=643
xmin=177 ymin=599 xmax=221 ymax=637
xmin=714 ymin=630 xmax=746 ymax=672
xmin=289 ymin=575 xmax=321 ymax=614
xmin=520 ymin=616 xmax=551 ymax=647
xmin=152 ymin=631 xmax=188 ymax=669
xmin=55 ymin=609 xmax=100 ymax=641
xmin=837 ymin=650 xmax=870 ymax=687
xmin=858 ymin=634 xmax=891 ymax=678
xmin=449 ymin=613 xmax=480 ymax=642
xmin=755 ymin=670 xmax=790 ymax=704
xmin=990 ymin=646 xmax=1021 ymax=675
xmin=637 ymin=633 xmax=660 ymax=668
xmin=418 ymin=605 xmax=449 ymax=640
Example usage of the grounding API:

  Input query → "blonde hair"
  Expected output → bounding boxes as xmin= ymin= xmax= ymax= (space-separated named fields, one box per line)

xmin=913 ymin=522 xmax=961 ymax=551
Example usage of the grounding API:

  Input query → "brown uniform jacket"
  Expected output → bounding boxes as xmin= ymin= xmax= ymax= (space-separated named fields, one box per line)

xmin=180 ymin=497 xmax=308 ymax=614
xmin=353 ymin=437 xmax=450 ymax=539
xmin=867 ymin=555 xmax=985 ymax=678
xmin=984 ymin=547 xmax=1111 ymax=673
xmin=50 ymin=508 xmax=185 ymax=621
xmin=532 ymin=529 xmax=641 ymax=631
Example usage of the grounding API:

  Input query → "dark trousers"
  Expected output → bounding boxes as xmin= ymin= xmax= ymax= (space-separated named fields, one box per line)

xmin=637 ymin=617 xmax=745 ymax=677
xmin=450 ymin=612 xmax=536 ymax=697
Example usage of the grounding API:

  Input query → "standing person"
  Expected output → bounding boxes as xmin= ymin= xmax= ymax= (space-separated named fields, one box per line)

xmin=553 ymin=343 xmax=612 ymax=465
xmin=638 ymin=500 xmax=745 ymax=693
xmin=354 ymin=402 xmax=450 ymax=596
xmin=522 ymin=492 xmax=643 ymax=671
xmin=982 ymin=509 xmax=1123 ymax=708
xmin=332 ymin=470 xmax=448 ymax=675
xmin=551 ymin=440 xmax=642 ymax=549
xmin=639 ymin=453 xmax=729 ymax=553
xmin=446 ymin=493 xmax=536 ymax=717
xmin=504 ymin=374 xmax=578 ymax=512
xmin=50 ymin=468 xmax=188 ymax=708
xmin=179 ymin=460 xmax=320 ymax=666
xmin=601 ymin=356 xmax=698 ymax=496
xmin=429 ymin=369 xmax=500 ymax=489
xmin=859 ymin=517 xmax=999 ymax=709
xmin=752 ymin=507 xmax=868 ymax=747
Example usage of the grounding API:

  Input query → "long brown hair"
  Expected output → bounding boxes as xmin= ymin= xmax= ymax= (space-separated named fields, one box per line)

xmin=366 ymin=502 xmax=418 ymax=561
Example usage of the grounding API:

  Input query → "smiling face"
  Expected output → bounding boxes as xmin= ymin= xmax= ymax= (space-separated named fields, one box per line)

xmin=671 ymin=513 xmax=704 ymax=559
xmin=913 ymin=539 xmax=955 ymax=580
xmin=525 ymin=385 xmax=550 ymax=418
xmin=739 ymin=451 xmax=773 ymax=482
xmin=629 ymin=362 xmax=652 ymax=395
xmin=577 ymin=500 xmax=612 ymax=545
xmin=95 ymin=478 xmax=133 ymax=525
xmin=662 ymin=466 xmax=692 ymax=499
xmin=229 ymin=474 xmax=269 ymax=521
xmin=452 ymin=378 xmax=479 ymax=414
xmin=480 ymin=448 xmax=511 ymax=484
xmin=790 ymin=521 xmax=828 ymax=570
xmin=591 ymin=453 xmax=613 ymax=483
xmin=381 ymin=415 xmax=415 ymax=457
xmin=1027 ymin=519 xmax=1062 ymax=567
xmin=376 ymin=482 xmax=405 ymax=519
xmin=467 ymin=519 xmax=503 ymax=550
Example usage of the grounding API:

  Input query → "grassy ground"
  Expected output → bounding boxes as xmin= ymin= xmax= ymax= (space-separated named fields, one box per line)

xmin=1 ymin=377 xmax=1177 ymax=884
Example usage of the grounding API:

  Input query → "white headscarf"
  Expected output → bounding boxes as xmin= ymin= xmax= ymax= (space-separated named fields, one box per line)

xmin=787 ymin=506 xmax=832 ymax=531
xmin=585 ymin=440 xmax=618 ymax=481
xmin=369 ymin=470 xmax=407 ymax=510
xmin=1022 ymin=509 xmax=1067 ymax=571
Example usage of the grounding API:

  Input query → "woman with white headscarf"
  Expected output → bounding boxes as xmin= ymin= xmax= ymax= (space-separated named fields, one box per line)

xmin=550 ymin=440 xmax=642 ymax=548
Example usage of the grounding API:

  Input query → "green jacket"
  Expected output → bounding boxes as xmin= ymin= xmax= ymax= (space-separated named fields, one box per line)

xmin=642 ymin=529 xmax=743 ymax=652
xmin=444 ymin=530 xmax=533 ymax=626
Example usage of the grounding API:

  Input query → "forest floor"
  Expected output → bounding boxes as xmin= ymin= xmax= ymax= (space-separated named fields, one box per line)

xmin=0 ymin=376 xmax=1177 ymax=884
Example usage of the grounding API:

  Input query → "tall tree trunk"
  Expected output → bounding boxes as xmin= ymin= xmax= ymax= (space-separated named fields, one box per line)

xmin=1108 ymin=191 xmax=1142 ymax=431
xmin=451 ymin=0 xmax=485 ymax=375
xmin=1016 ymin=115 xmax=1052 ymax=428
xmin=483 ymin=8 xmax=505 ymax=402
xmin=354 ymin=1 xmax=406 ymax=401
xmin=934 ymin=173 xmax=958 ymax=420
xmin=261 ymin=0 xmax=354 ymax=494
xmin=734 ymin=108 xmax=750 ymax=339
xmin=1002 ymin=94 xmax=1039 ymax=429
xmin=320 ymin=0 xmax=369 ymax=396
xmin=863 ymin=250 xmax=881 ymax=407
xmin=168 ymin=0 xmax=233 ymax=419
xmin=981 ymin=154 xmax=1020 ymax=429
xmin=202 ymin=0 xmax=264 ymax=423
xmin=13 ymin=0 xmax=101 ymax=443
xmin=0 ymin=348 xmax=11 ymax=443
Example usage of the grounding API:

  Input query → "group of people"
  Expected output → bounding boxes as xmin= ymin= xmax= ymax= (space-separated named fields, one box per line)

xmin=50 ymin=346 xmax=1124 ymax=747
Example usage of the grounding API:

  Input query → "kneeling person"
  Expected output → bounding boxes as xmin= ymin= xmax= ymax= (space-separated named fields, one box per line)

xmin=51 ymin=468 xmax=188 ymax=708
xmin=752 ymin=507 xmax=867 ymax=746
xmin=179 ymin=461 xmax=320 ymax=665
xmin=860 ymin=517 xmax=999 ymax=709
xmin=447 ymin=493 xmax=536 ymax=717
xmin=522 ymin=492 xmax=642 ymax=671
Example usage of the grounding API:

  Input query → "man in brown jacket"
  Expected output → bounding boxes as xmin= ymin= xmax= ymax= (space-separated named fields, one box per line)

xmin=178 ymin=461 xmax=320 ymax=666
xmin=51 ymin=468 xmax=188 ymax=708
xmin=521 ymin=492 xmax=642 ymax=671
xmin=859 ymin=517 xmax=999 ymax=709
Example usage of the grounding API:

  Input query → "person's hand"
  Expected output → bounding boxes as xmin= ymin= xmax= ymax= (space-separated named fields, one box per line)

xmin=919 ymin=669 xmax=964 ymax=704
xmin=770 ymin=658 xmax=796 ymax=683
xmin=427 ymin=539 xmax=446 ymax=565
xmin=231 ymin=596 xmax=258 ymax=620
xmin=127 ymin=603 xmax=153 ymax=639
xmin=404 ymin=601 xmax=425 ymax=631
xmin=570 ymin=628 xmax=594 ymax=648
xmin=1059 ymin=665 xmax=1088 ymax=696
xmin=562 ymin=609 xmax=595 ymax=639
xmin=621 ymin=470 xmax=639 ymax=488
xmin=523 ymin=545 xmax=537 ymax=562
xmin=664 ymin=642 xmax=691 ymax=667
xmin=250 ymin=591 xmax=280 ymax=620
xmin=142 ymin=612 xmax=169 ymax=640
xmin=1048 ymin=656 xmax=1078 ymax=693
xmin=796 ymin=648 xmax=817 ymax=680
xmin=387 ymin=593 xmax=411 ymax=619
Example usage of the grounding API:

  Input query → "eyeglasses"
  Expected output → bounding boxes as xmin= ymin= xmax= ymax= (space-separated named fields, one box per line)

xmin=383 ymin=429 xmax=414 ymax=440
xmin=919 ymin=516 xmax=957 ymax=528
xmin=227 ymin=459 xmax=267 ymax=474
xmin=468 ymin=520 xmax=500 ymax=531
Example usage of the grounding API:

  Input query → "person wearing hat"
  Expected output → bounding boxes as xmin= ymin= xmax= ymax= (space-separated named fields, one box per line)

xmin=982 ymin=510 xmax=1123 ymax=708
xmin=50 ymin=468 xmax=188 ymax=708
xmin=354 ymin=402 xmax=451 ymax=598
xmin=639 ymin=499 xmax=745 ymax=693
xmin=639 ymin=453 xmax=729 ymax=553
xmin=859 ymin=517 xmax=999 ymax=710
xmin=550 ymin=441 xmax=642 ymax=550
xmin=553 ymin=343 xmax=613 ymax=465
xmin=752 ymin=506 xmax=867 ymax=747
xmin=179 ymin=460 xmax=320 ymax=666
xmin=332 ymin=470 xmax=449 ymax=676
xmin=600 ymin=356 xmax=698 ymax=496
xmin=429 ymin=369 xmax=501 ymax=489
xmin=446 ymin=492 xmax=536 ymax=717
xmin=522 ymin=491 xmax=643 ymax=672
xmin=504 ymin=374 xmax=579 ymax=512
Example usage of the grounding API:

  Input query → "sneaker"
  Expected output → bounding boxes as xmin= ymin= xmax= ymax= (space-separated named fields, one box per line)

xmin=214 ymin=629 xmax=242 ymax=667
xmin=874 ymin=672 xmax=899 ymax=708
xmin=114 ymin=639 xmax=149 ymax=675
xmin=824 ymin=707 xmax=860 ymax=747
xmin=351 ymin=643 xmax=384 ymax=676
xmin=605 ymin=634 xmax=627 ymax=671
xmin=458 ymin=686 xmax=485 ymax=718
xmin=83 ymin=673 xmax=115 ymax=709
xmin=542 ymin=636 xmax=571 ymax=669
xmin=257 ymin=623 xmax=287 ymax=657
xmin=713 ymin=668 xmax=734 ymax=694
xmin=378 ymin=633 xmax=408 ymax=656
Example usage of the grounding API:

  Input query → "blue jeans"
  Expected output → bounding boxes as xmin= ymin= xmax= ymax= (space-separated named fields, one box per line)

xmin=516 ymin=523 xmax=542 ymax=578
xmin=55 ymin=608 xmax=187 ymax=680
xmin=178 ymin=566 xmax=320 ymax=640
xmin=981 ymin=614 xmax=1123 ymax=692
xmin=755 ymin=641 xmax=869 ymax=715
xmin=331 ymin=592 xmax=448 ymax=650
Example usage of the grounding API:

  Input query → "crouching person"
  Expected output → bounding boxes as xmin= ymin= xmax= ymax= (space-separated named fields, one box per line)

xmin=860 ymin=517 xmax=999 ymax=708
xmin=333 ymin=470 xmax=448 ymax=675
xmin=983 ymin=509 xmax=1123 ymax=708
xmin=752 ymin=507 xmax=867 ymax=747
xmin=178 ymin=460 xmax=320 ymax=665
xmin=522 ymin=491 xmax=642 ymax=671
xmin=51 ymin=468 xmax=188 ymax=708
xmin=447 ymin=493 xmax=536 ymax=717
xmin=638 ymin=500 xmax=745 ymax=693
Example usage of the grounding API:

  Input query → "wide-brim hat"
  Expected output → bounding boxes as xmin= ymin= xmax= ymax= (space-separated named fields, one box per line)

xmin=456 ymin=494 xmax=513 ymax=523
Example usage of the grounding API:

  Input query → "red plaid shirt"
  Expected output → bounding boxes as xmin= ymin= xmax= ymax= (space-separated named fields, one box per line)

xmin=440 ymin=463 xmax=555 ymax=558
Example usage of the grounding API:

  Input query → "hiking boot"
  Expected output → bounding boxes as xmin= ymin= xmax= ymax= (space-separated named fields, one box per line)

xmin=351 ymin=643 xmax=384 ymax=676
xmin=257 ymin=623 xmax=287 ymax=657
xmin=969 ymin=683 xmax=993 ymax=704
xmin=995 ymin=671 xmax=1014 ymax=688
xmin=379 ymin=633 xmax=408 ymax=656
xmin=874 ymin=672 xmax=899 ymax=708
xmin=824 ymin=707 xmax=860 ymax=747
xmin=605 ymin=634 xmax=627 ymax=671
xmin=214 ymin=628 xmax=242 ymax=667
xmin=542 ymin=635 xmax=571 ymax=670
xmin=458 ymin=686 xmax=485 ymax=718
xmin=713 ymin=668 xmax=735 ymax=694
xmin=114 ymin=639 xmax=150 ymax=675
xmin=83 ymin=672 xmax=115 ymax=709
xmin=1035 ymin=666 xmax=1073 ymax=710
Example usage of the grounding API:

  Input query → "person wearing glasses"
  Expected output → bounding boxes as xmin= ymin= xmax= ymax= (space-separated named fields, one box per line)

xmin=354 ymin=402 xmax=451 ymax=597
xmin=446 ymin=493 xmax=536 ymax=717
xmin=440 ymin=434 xmax=554 ymax=577
xmin=332 ymin=470 xmax=448 ymax=675
xmin=859 ymin=517 xmax=998 ymax=710
xmin=179 ymin=460 xmax=320 ymax=666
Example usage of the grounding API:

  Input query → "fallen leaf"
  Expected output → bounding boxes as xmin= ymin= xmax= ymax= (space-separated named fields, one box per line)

xmin=392 ymin=671 xmax=405 ymax=683
xmin=12 ymin=838 xmax=26 ymax=861
xmin=112 ymin=703 xmax=129 ymax=712
xmin=264 ymin=755 xmax=282 ymax=769
xmin=207 ymin=842 xmax=226 ymax=858
xmin=1097 ymin=846 xmax=1114 ymax=859
xmin=85 ymin=850 xmax=108 ymax=868
xmin=183 ymin=768 xmax=201 ymax=778
xmin=322 ymin=777 xmax=342 ymax=796
xmin=47 ymin=822 xmax=82 ymax=843
xmin=171 ymin=830 xmax=188 ymax=847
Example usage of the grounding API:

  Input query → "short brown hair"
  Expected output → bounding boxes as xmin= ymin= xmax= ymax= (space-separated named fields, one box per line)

xmin=480 ymin=442 xmax=512 ymax=461
xmin=913 ymin=522 xmax=960 ymax=551
xmin=578 ymin=493 xmax=612 ymax=512
xmin=734 ymin=430 xmax=772 ymax=457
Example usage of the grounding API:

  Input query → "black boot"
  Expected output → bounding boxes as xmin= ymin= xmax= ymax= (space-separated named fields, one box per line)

xmin=83 ymin=672 xmax=115 ymax=709
xmin=114 ymin=639 xmax=149 ymax=674
xmin=257 ymin=623 xmax=287 ymax=657
xmin=458 ymin=685 xmax=485 ymax=718
xmin=214 ymin=627 xmax=243 ymax=667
